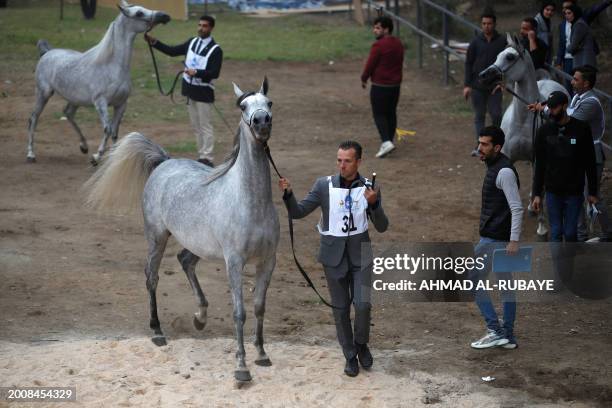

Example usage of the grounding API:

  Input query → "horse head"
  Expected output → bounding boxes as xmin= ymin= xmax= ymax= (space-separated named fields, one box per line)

xmin=117 ymin=0 xmax=171 ymax=33
xmin=233 ymin=77 xmax=273 ymax=142
xmin=479 ymin=33 xmax=530 ymax=87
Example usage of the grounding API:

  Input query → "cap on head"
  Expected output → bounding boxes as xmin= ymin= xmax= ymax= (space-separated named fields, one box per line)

xmin=546 ymin=91 xmax=568 ymax=109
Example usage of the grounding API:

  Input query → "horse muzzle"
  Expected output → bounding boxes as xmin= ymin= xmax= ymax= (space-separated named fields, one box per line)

xmin=153 ymin=12 xmax=171 ymax=26
xmin=251 ymin=111 xmax=272 ymax=141
xmin=478 ymin=66 xmax=502 ymax=87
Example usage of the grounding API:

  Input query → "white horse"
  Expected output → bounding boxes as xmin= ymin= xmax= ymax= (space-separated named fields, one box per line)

xmin=27 ymin=0 xmax=170 ymax=164
xmin=479 ymin=34 xmax=568 ymax=237
xmin=85 ymin=78 xmax=279 ymax=383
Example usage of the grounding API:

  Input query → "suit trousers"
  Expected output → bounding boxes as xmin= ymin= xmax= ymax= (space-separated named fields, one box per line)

xmin=323 ymin=251 xmax=372 ymax=359
xmin=187 ymin=100 xmax=214 ymax=161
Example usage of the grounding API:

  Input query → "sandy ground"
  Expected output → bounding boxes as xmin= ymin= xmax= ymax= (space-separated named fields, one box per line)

xmin=1 ymin=58 xmax=611 ymax=407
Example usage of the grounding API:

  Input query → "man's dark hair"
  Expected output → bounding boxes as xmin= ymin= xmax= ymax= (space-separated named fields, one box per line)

xmin=523 ymin=17 xmax=538 ymax=31
xmin=373 ymin=16 xmax=394 ymax=34
xmin=480 ymin=126 xmax=505 ymax=147
xmin=338 ymin=140 xmax=363 ymax=159
xmin=200 ymin=15 xmax=215 ymax=27
xmin=480 ymin=9 xmax=497 ymax=23
xmin=574 ymin=65 xmax=598 ymax=88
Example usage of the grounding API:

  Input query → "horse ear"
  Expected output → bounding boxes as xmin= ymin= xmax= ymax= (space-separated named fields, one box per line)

xmin=259 ymin=76 xmax=269 ymax=96
xmin=233 ymin=82 xmax=244 ymax=99
xmin=120 ymin=0 xmax=130 ymax=7
xmin=117 ymin=2 xmax=128 ymax=15
xmin=506 ymin=32 xmax=513 ymax=47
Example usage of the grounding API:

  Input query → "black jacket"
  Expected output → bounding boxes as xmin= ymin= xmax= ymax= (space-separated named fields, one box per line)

xmin=153 ymin=37 xmax=223 ymax=103
xmin=519 ymin=35 xmax=548 ymax=71
xmin=532 ymin=117 xmax=598 ymax=197
xmin=464 ymin=31 xmax=507 ymax=90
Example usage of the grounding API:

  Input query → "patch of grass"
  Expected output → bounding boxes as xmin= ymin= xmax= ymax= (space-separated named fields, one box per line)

xmin=164 ymin=140 xmax=197 ymax=154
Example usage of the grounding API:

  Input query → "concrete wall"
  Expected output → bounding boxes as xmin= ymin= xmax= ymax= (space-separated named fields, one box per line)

xmin=98 ymin=0 xmax=188 ymax=21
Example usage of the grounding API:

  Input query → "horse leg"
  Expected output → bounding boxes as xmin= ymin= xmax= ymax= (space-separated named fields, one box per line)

xmin=225 ymin=254 xmax=251 ymax=382
xmin=26 ymin=86 xmax=53 ymax=163
xmin=63 ymin=103 xmax=88 ymax=154
xmin=253 ymin=256 xmax=275 ymax=367
xmin=177 ymin=249 xmax=208 ymax=331
xmin=110 ymin=100 xmax=128 ymax=144
xmin=91 ymin=97 xmax=112 ymax=165
xmin=145 ymin=230 xmax=170 ymax=346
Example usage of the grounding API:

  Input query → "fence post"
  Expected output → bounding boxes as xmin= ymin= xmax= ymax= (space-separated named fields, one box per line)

xmin=367 ymin=0 xmax=371 ymax=24
xmin=442 ymin=4 xmax=449 ymax=86
xmin=416 ymin=0 xmax=423 ymax=69
xmin=385 ymin=0 xmax=390 ymax=11
xmin=394 ymin=0 xmax=400 ymax=36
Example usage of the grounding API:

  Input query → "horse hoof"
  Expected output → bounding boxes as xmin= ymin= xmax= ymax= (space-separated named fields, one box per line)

xmin=234 ymin=370 xmax=252 ymax=382
xmin=254 ymin=358 xmax=272 ymax=367
xmin=90 ymin=156 xmax=98 ymax=166
xmin=80 ymin=145 xmax=88 ymax=154
xmin=151 ymin=336 xmax=167 ymax=347
xmin=26 ymin=157 xmax=36 ymax=163
xmin=193 ymin=315 xmax=206 ymax=331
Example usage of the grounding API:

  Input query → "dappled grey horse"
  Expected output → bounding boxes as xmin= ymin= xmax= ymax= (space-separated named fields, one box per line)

xmin=27 ymin=0 xmax=170 ymax=164
xmin=85 ymin=78 xmax=279 ymax=383
xmin=479 ymin=34 xmax=568 ymax=238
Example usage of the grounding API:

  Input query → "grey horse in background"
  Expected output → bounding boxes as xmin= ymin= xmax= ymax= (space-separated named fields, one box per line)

xmin=85 ymin=78 xmax=279 ymax=383
xmin=27 ymin=0 xmax=170 ymax=164
xmin=479 ymin=34 xmax=568 ymax=238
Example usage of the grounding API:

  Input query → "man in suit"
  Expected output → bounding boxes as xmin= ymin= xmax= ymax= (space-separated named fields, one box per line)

xmin=278 ymin=140 xmax=389 ymax=377
xmin=145 ymin=15 xmax=223 ymax=166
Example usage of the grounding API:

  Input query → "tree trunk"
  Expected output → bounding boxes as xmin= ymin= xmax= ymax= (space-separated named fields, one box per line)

xmin=353 ymin=0 xmax=365 ymax=26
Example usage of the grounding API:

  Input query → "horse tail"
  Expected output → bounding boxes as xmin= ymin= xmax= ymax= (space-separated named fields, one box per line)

xmin=37 ymin=40 xmax=51 ymax=57
xmin=84 ymin=132 xmax=170 ymax=213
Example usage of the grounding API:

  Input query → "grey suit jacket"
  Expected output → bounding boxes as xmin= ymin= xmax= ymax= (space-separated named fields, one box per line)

xmin=568 ymin=19 xmax=597 ymax=68
xmin=283 ymin=174 xmax=389 ymax=268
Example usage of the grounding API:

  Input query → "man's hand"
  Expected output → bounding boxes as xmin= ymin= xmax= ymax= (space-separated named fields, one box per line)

xmin=527 ymin=102 xmax=544 ymax=113
xmin=587 ymin=195 xmax=599 ymax=205
xmin=364 ymin=186 xmax=379 ymax=206
xmin=463 ymin=86 xmax=471 ymax=101
xmin=491 ymin=83 xmax=503 ymax=95
xmin=278 ymin=177 xmax=292 ymax=193
xmin=506 ymin=240 xmax=519 ymax=255
xmin=361 ymin=81 xmax=367 ymax=89
xmin=531 ymin=196 xmax=542 ymax=213
xmin=184 ymin=68 xmax=197 ymax=77
xmin=144 ymin=32 xmax=157 ymax=45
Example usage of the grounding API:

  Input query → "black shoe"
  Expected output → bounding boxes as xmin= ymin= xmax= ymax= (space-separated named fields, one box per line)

xmin=356 ymin=343 xmax=373 ymax=369
xmin=197 ymin=158 xmax=214 ymax=167
xmin=344 ymin=357 xmax=359 ymax=377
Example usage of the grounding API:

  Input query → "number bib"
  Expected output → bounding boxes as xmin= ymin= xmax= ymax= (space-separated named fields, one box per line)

xmin=318 ymin=176 xmax=369 ymax=237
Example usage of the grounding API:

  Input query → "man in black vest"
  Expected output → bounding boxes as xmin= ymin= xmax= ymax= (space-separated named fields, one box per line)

xmin=145 ymin=15 xmax=223 ymax=167
xmin=470 ymin=126 xmax=524 ymax=350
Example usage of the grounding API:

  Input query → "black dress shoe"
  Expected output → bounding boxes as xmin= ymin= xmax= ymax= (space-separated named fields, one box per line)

xmin=344 ymin=356 xmax=359 ymax=377
xmin=197 ymin=158 xmax=214 ymax=167
xmin=356 ymin=343 xmax=373 ymax=369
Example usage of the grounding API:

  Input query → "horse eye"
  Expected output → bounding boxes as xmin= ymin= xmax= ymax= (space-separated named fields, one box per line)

xmin=136 ymin=11 xmax=144 ymax=18
xmin=240 ymin=105 xmax=246 ymax=111
xmin=506 ymin=54 xmax=516 ymax=61
xmin=267 ymin=102 xmax=273 ymax=108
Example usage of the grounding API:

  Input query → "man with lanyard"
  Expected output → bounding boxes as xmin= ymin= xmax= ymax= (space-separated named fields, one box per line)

xmin=145 ymin=15 xmax=223 ymax=167
xmin=470 ymin=126 xmax=523 ymax=350
xmin=528 ymin=65 xmax=608 ymax=241
xmin=278 ymin=141 xmax=389 ymax=377
xmin=361 ymin=16 xmax=404 ymax=159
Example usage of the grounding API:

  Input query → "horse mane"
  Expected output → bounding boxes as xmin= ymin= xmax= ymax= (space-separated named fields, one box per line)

xmin=85 ymin=19 xmax=116 ymax=64
xmin=201 ymin=127 xmax=241 ymax=186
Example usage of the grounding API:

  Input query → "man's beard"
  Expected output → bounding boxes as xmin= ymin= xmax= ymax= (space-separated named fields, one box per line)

xmin=550 ymin=111 xmax=565 ymax=122
xmin=198 ymin=32 xmax=210 ymax=38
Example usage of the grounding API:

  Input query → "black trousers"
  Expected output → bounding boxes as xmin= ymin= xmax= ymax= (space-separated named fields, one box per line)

xmin=323 ymin=253 xmax=372 ymax=360
xmin=370 ymin=85 xmax=400 ymax=143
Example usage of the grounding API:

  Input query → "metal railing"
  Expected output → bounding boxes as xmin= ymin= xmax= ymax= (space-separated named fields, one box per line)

xmin=362 ymin=0 xmax=611 ymax=139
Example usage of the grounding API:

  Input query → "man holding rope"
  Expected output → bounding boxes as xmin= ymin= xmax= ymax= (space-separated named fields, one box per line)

xmin=145 ymin=15 xmax=223 ymax=167
xmin=278 ymin=141 xmax=388 ymax=377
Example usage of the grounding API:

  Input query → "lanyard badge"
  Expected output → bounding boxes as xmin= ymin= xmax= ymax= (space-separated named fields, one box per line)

xmin=344 ymin=194 xmax=352 ymax=211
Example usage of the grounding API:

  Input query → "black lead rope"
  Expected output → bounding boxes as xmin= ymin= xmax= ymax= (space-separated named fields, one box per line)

xmin=263 ymin=145 xmax=353 ymax=310
xmin=146 ymin=40 xmax=183 ymax=103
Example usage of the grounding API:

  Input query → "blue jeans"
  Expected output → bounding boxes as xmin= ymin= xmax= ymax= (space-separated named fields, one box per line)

xmin=470 ymin=237 xmax=516 ymax=337
xmin=546 ymin=192 xmax=583 ymax=242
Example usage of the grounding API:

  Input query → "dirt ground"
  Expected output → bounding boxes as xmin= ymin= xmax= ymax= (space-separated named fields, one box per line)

xmin=1 ymin=58 xmax=611 ymax=407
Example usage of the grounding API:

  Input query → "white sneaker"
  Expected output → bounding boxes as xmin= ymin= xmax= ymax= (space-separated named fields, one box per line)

xmin=376 ymin=141 xmax=396 ymax=158
xmin=470 ymin=329 xmax=509 ymax=349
